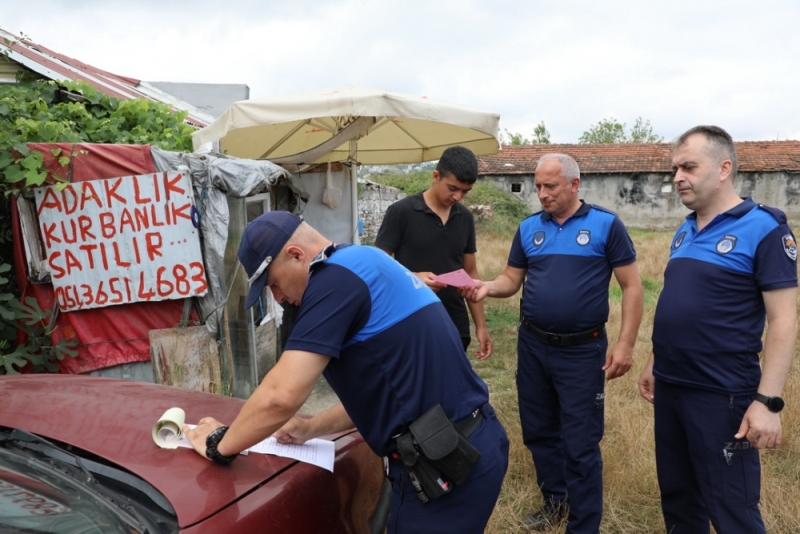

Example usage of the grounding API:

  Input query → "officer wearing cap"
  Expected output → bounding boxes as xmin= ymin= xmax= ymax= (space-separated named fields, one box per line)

xmin=182 ymin=211 xmax=509 ymax=533
xmin=639 ymin=125 xmax=798 ymax=533
xmin=462 ymin=153 xmax=644 ymax=533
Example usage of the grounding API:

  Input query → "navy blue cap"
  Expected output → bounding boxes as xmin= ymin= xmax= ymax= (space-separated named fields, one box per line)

xmin=238 ymin=211 xmax=302 ymax=309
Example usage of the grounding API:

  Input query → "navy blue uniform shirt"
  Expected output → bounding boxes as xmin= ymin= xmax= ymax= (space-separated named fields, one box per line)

xmin=508 ymin=201 xmax=636 ymax=333
xmin=652 ymin=198 xmax=798 ymax=394
xmin=284 ymin=244 xmax=490 ymax=457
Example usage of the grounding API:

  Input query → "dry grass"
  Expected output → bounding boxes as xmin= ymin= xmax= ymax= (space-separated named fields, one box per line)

xmin=473 ymin=228 xmax=800 ymax=534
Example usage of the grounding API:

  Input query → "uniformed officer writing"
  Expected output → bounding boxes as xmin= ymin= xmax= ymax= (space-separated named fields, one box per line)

xmin=182 ymin=211 xmax=509 ymax=534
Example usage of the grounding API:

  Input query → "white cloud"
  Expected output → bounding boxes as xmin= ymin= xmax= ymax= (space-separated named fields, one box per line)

xmin=4 ymin=0 xmax=800 ymax=143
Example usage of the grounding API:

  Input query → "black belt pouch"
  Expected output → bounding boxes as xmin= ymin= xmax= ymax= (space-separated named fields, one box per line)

xmin=410 ymin=404 xmax=482 ymax=486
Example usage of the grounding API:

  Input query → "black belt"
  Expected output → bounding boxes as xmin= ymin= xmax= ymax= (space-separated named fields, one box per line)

xmin=521 ymin=318 xmax=605 ymax=347
xmin=454 ymin=406 xmax=484 ymax=438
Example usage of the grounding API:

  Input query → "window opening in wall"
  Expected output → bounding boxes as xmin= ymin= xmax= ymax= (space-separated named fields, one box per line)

xmin=660 ymin=181 xmax=673 ymax=193
xmin=511 ymin=182 xmax=523 ymax=193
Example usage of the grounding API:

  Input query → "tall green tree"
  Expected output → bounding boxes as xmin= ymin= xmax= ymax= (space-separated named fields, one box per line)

xmin=579 ymin=117 xmax=663 ymax=144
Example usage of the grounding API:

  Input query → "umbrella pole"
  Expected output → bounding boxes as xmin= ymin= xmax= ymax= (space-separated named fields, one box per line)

xmin=349 ymin=139 xmax=360 ymax=245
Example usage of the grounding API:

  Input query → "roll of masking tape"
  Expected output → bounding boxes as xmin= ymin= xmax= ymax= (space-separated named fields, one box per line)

xmin=153 ymin=407 xmax=186 ymax=449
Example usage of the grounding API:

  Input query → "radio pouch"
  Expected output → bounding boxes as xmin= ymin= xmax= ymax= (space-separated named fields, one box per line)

xmin=409 ymin=404 xmax=482 ymax=486
xmin=395 ymin=432 xmax=451 ymax=501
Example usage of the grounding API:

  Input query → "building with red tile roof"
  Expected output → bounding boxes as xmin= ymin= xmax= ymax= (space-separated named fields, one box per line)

xmin=478 ymin=142 xmax=800 ymax=175
xmin=478 ymin=143 xmax=800 ymax=229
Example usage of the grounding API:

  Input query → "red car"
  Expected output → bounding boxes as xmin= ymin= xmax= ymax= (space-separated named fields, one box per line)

xmin=0 ymin=374 xmax=390 ymax=533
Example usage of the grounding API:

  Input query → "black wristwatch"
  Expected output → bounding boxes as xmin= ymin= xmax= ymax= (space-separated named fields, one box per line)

xmin=754 ymin=393 xmax=785 ymax=413
xmin=205 ymin=426 xmax=238 ymax=465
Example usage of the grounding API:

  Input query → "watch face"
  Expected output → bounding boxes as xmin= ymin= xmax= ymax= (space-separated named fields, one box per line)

xmin=769 ymin=397 xmax=785 ymax=413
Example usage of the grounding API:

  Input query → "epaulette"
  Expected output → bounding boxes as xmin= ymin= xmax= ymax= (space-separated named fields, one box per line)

xmin=756 ymin=204 xmax=788 ymax=225
xmin=588 ymin=204 xmax=617 ymax=216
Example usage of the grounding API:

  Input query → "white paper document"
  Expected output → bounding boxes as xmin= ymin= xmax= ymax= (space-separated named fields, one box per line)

xmin=160 ymin=421 xmax=336 ymax=472
xmin=247 ymin=437 xmax=335 ymax=472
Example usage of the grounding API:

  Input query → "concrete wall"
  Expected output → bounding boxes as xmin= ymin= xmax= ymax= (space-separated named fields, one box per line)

xmin=358 ymin=181 xmax=406 ymax=240
xmin=485 ymin=172 xmax=800 ymax=230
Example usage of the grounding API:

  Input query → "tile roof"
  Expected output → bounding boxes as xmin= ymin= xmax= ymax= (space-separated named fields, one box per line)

xmin=478 ymin=141 xmax=800 ymax=175
xmin=0 ymin=28 xmax=214 ymax=128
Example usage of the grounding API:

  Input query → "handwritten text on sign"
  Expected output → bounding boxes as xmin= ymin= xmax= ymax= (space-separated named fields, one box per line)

xmin=35 ymin=172 xmax=208 ymax=311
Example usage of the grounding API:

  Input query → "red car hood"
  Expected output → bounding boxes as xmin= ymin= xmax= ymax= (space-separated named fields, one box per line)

xmin=0 ymin=374 xmax=354 ymax=528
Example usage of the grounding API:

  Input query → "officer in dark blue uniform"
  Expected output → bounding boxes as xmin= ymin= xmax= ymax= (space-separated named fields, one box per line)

xmin=463 ymin=154 xmax=643 ymax=533
xmin=183 ymin=211 xmax=509 ymax=534
xmin=639 ymin=126 xmax=797 ymax=534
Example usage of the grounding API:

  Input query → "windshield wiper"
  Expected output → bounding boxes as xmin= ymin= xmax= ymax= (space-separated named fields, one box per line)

xmin=0 ymin=427 xmax=173 ymax=513
xmin=1 ymin=428 xmax=97 ymax=483
xmin=0 ymin=427 xmax=174 ymax=533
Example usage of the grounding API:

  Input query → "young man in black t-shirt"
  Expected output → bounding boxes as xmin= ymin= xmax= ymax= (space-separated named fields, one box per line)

xmin=375 ymin=146 xmax=492 ymax=359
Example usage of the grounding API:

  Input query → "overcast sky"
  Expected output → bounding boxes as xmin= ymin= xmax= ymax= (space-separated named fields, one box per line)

xmin=4 ymin=0 xmax=800 ymax=143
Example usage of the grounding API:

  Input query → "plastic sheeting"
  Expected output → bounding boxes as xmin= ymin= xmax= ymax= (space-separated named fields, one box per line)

xmin=149 ymin=147 xmax=306 ymax=337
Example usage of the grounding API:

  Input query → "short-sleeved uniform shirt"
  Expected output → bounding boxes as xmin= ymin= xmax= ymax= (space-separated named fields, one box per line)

xmin=375 ymin=191 xmax=476 ymax=340
xmin=508 ymin=201 xmax=637 ymax=333
xmin=652 ymin=198 xmax=798 ymax=395
xmin=284 ymin=244 xmax=489 ymax=457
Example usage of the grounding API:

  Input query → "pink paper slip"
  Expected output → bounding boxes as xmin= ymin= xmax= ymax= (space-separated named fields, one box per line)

xmin=432 ymin=269 xmax=476 ymax=288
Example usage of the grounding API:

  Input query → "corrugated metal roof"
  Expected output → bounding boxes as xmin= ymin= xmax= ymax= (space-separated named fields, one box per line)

xmin=478 ymin=142 xmax=800 ymax=175
xmin=0 ymin=28 xmax=214 ymax=128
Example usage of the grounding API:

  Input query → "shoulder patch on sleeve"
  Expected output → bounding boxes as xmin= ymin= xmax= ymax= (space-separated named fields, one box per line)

xmin=783 ymin=234 xmax=798 ymax=261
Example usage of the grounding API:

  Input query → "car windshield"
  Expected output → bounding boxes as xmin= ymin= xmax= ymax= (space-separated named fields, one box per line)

xmin=0 ymin=428 xmax=177 ymax=534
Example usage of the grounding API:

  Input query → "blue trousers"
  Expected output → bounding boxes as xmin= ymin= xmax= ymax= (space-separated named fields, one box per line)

xmin=654 ymin=379 xmax=765 ymax=534
xmin=517 ymin=327 xmax=606 ymax=534
xmin=387 ymin=404 xmax=509 ymax=533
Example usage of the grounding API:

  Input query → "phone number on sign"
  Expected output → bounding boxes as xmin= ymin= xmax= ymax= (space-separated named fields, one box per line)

xmin=54 ymin=261 xmax=208 ymax=310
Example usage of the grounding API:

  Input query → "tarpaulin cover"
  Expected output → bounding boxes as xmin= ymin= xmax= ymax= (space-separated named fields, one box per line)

xmin=13 ymin=143 xmax=197 ymax=374
xmin=148 ymin=147 xmax=293 ymax=337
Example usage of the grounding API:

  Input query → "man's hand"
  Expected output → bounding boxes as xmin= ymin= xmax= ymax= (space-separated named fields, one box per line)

xmin=603 ymin=342 xmax=633 ymax=380
xmin=735 ymin=402 xmax=783 ymax=449
xmin=182 ymin=417 xmax=225 ymax=459
xmin=474 ymin=326 xmax=493 ymax=360
xmin=459 ymin=280 xmax=489 ymax=303
xmin=273 ymin=415 xmax=316 ymax=445
xmin=638 ymin=355 xmax=655 ymax=404
xmin=415 ymin=271 xmax=447 ymax=293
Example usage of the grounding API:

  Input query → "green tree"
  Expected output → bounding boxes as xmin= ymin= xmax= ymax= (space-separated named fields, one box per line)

xmin=579 ymin=117 xmax=663 ymax=144
xmin=502 ymin=129 xmax=529 ymax=145
xmin=0 ymin=78 xmax=196 ymax=373
xmin=628 ymin=117 xmax=664 ymax=143
xmin=578 ymin=118 xmax=627 ymax=143
xmin=502 ymin=121 xmax=551 ymax=145
xmin=532 ymin=121 xmax=551 ymax=144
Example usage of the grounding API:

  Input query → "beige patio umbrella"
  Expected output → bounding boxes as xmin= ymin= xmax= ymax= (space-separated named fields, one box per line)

xmin=192 ymin=84 xmax=500 ymax=243
xmin=191 ymin=85 xmax=500 ymax=165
